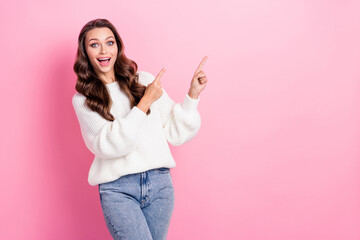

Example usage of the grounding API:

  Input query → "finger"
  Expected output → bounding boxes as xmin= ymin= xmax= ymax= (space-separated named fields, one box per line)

xmin=196 ymin=71 xmax=206 ymax=77
xmin=199 ymin=77 xmax=207 ymax=82
xmin=196 ymin=70 xmax=205 ymax=75
xmin=200 ymin=80 xmax=207 ymax=85
xmin=199 ymin=76 xmax=207 ymax=82
xmin=195 ymin=56 xmax=208 ymax=74
xmin=154 ymin=67 xmax=166 ymax=83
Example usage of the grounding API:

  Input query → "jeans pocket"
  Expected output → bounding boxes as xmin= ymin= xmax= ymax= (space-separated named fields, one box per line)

xmin=155 ymin=167 xmax=170 ymax=174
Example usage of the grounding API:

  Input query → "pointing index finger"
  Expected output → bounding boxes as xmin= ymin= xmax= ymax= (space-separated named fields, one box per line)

xmin=195 ymin=56 xmax=208 ymax=74
xmin=154 ymin=67 xmax=166 ymax=83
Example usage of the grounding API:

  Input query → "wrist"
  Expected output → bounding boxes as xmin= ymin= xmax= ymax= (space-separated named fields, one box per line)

xmin=188 ymin=90 xmax=199 ymax=99
xmin=138 ymin=97 xmax=152 ymax=113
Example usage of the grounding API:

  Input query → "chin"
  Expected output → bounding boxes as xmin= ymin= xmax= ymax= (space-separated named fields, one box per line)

xmin=97 ymin=66 xmax=114 ymax=73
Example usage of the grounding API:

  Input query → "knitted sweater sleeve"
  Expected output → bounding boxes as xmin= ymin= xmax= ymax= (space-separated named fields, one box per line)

xmin=72 ymin=93 xmax=147 ymax=159
xmin=139 ymin=71 xmax=201 ymax=146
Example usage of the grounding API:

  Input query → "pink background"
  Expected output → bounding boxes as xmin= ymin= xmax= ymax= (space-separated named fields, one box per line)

xmin=1 ymin=0 xmax=360 ymax=239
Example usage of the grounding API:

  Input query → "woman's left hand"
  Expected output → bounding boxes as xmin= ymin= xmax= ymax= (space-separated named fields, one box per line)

xmin=188 ymin=56 xmax=208 ymax=99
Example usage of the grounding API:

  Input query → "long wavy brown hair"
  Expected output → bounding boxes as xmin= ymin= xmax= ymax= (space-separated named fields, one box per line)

xmin=73 ymin=18 xmax=150 ymax=121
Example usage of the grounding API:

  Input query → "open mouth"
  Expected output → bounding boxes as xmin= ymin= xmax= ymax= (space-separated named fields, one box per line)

xmin=97 ymin=57 xmax=111 ymax=66
xmin=97 ymin=57 xmax=110 ymax=62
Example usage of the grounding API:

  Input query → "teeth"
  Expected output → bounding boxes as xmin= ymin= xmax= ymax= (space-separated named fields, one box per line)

xmin=98 ymin=58 xmax=110 ymax=60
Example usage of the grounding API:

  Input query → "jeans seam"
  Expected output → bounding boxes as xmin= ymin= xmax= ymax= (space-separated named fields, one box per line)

xmin=99 ymin=193 xmax=121 ymax=239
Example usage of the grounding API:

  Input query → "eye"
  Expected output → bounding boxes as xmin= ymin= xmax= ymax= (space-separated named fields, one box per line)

xmin=90 ymin=43 xmax=98 ymax=48
xmin=108 ymin=41 xmax=114 ymax=45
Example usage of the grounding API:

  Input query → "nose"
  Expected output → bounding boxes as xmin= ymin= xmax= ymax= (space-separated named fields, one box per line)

xmin=99 ymin=44 xmax=108 ymax=54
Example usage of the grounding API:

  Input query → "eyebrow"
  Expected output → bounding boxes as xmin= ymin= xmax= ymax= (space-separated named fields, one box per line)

xmin=88 ymin=36 xmax=115 ymax=43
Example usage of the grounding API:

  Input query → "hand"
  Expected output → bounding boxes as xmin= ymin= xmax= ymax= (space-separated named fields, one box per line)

xmin=143 ymin=67 xmax=166 ymax=104
xmin=188 ymin=56 xmax=208 ymax=99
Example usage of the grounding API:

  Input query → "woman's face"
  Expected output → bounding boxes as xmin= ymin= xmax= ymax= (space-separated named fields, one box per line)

xmin=85 ymin=27 xmax=118 ymax=76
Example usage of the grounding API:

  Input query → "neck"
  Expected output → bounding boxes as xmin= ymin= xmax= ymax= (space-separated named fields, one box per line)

xmin=96 ymin=69 xmax=116 ymax=84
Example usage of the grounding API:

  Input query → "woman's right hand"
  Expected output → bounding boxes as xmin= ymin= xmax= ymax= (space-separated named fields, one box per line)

xmin=143 ymin=67 xmax=166 ymax=103
xmin=137 ymin=67 xmax=166 ymax=114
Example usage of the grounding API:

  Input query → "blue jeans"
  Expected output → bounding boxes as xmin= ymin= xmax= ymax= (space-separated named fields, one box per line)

xmin=98 ymin=168 xmax=175 ymax=240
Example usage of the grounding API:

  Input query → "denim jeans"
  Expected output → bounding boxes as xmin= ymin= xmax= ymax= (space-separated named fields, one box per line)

xmin=98 ymin=167 xmax=175 ymax=240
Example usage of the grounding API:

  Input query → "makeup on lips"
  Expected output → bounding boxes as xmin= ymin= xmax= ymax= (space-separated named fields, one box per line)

xmin=97 ymin=57 xmax=111 ymax=66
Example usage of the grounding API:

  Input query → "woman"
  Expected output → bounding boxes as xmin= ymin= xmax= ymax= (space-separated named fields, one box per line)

xmin=72 ymin=18 xmax=208 ymax=240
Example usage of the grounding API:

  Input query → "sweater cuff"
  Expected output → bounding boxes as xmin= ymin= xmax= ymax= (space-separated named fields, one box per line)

xmin=125 ymin=106 xmax=147 ymax=124
xmin=181 ymin=93 xmax=200 ymax=112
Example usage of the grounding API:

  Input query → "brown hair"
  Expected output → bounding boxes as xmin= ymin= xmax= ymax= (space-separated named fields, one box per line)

xmin=73 ymin=18 xmax=150 ymax=121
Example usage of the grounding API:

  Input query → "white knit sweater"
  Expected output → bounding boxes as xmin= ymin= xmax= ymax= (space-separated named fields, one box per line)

xmin=72 ymin=71 xmax=201 ymax=186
